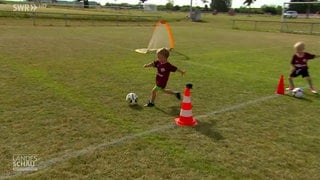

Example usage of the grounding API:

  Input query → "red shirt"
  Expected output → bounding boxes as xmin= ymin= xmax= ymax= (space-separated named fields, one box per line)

xmin=291 ymin=52 xmax=315 ymax=69
xmin=153 ymin=60 xmax=177 ymax=88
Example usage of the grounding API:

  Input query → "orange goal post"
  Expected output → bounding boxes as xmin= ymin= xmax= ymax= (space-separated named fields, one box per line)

xmin=135 ymin=20 xmax=174 ymax=54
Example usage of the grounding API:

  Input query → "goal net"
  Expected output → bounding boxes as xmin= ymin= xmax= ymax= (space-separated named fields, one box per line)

xmin=135 ymin=20 xmax=174 ymax=54
xmin=281 ymin=1 xmax=320 ymax=35
xmin=143 ymin=4 xmax=157 ymax=12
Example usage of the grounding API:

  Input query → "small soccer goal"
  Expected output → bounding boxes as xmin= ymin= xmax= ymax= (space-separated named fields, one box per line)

xmin=143 ymin=4 xmax=157 ymax=12
xmin=135 ymin=20 xmax=174 ymax=54
xmin=280 ymin=1 xmax=320 ymax=35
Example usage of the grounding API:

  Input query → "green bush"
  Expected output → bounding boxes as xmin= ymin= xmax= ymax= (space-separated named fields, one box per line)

xmin=261 ymin=5 xmax=282 ymax=15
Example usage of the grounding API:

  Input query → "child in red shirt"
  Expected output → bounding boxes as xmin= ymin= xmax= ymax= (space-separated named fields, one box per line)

xmin=143 ymin=48 xmax=185 ymax=107
xmin=288 ymin=42 xmax=320 ymax=93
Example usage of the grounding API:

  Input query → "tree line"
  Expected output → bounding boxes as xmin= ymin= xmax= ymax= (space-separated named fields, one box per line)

xmin=30 ymin=0 xmax=318 ymax=14
xmin=141 ymin=0 xmax=319 ymax=14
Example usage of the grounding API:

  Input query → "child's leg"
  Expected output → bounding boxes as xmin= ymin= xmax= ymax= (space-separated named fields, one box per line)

xmin=302 ymin=69 xmax=317 ymax=93
xmin=288 ymin=76 xmax=295 ymax=89
xmin=144 ymin=87 xmax=157 ymax=107
xmin=151 ymin=87 xmax=157 ymax=103
xmin=305 ymin=76 xmax=313 ymax=88
xmin=288 ymin=69 xmax=300 ymax=90
xmin=163 ymin=89 xmax=174 ymax=95
xmin=163 ymin=89 xmax=181 ymax=100
xmin=306 ymin=76 xmax=317 ymax=93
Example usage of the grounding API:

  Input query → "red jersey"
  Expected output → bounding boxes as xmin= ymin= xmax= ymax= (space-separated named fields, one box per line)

xmin=291 ymin=52 xmax=315 ymax=69
xmin=153 ymin=60 xmax=177 ymax=88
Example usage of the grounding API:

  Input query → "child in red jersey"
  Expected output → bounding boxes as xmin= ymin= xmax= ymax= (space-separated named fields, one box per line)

xmin=287 ymin=42 xmax=320 ymax=93
xmin=143 ymin=48 xmax=186 ymax=107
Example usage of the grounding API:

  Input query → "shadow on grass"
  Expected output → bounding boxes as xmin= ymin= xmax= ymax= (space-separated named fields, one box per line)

xmin=284 ymin=93 xmax=314 ymax=102
xmin=155 ymin=106 xmax=180 ymax=117
xmin=194 ymin=120 xmax=224 ymax=141
xmin=129 ymin=104 xmax=143 ymax=111
xmin=298 ymin=97 xmax=313 ymax=102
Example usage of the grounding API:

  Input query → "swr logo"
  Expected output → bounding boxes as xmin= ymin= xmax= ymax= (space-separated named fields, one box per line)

xmin=12 ymin=4 xmax=42 ymax=12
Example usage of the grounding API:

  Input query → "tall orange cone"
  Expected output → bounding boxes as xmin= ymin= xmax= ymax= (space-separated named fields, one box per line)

xmin=175 ymin=83 xmax=197 ymax=126
xmin=276 ymin=75 xmax=285 ymax=95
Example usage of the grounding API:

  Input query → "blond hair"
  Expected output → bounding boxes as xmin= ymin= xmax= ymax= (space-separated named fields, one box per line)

xmin=294 ymin=42 xmax=305 ymax=51
xmin=157 ymin=48 xmax=170 ymax=58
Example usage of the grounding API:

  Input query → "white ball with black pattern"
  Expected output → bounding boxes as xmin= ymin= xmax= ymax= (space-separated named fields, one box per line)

xmin=126 ymin=93 xmax=138 ymax=105
xmin=292 ymin=88 xmax=304 ymax=98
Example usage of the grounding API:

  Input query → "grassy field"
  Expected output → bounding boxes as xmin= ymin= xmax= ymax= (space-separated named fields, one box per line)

xmin=1 ymin=7 xmax=320 ymax=179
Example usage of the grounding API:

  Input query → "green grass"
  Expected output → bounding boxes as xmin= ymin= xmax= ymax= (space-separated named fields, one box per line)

xmin=1 ymin=9 xmax=320 ymax=179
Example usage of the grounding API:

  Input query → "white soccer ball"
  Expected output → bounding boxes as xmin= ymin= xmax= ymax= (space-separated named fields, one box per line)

xmin=126 ymin=92 xmax=138 ymax=105
xmin=292 ymin=88 xmax=304 ymax=98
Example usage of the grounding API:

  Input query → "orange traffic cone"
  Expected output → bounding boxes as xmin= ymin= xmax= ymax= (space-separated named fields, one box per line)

xmin=276 ymin=75 xmax=285 ymax=95
xmin=175 ymin=83 xmax=197 ymax=126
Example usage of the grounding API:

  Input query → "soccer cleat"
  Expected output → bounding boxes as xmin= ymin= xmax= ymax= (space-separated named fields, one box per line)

xmin=144 ymin=101 xmax=155 ymax=107
xmin=310 ymin=87 xmax=318 ymax=94
xmin=286 ymin=86 xmax=294 ymax=91
xmin=175 ymin=92 xmax=181 ymax=100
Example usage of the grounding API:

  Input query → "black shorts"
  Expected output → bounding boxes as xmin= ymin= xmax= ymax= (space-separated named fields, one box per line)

xmin=290 ymin=68 xmax=309 ymax=78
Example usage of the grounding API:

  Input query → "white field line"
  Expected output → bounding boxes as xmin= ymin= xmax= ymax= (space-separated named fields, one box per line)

xmin=196 ymin=94 xmax=279 ymax=119
xmin=0 ymin=94 xmax=279 ymax=179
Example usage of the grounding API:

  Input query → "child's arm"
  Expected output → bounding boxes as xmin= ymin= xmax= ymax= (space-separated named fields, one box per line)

xmin=143 ymin=62 xmax=154 ymax=68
